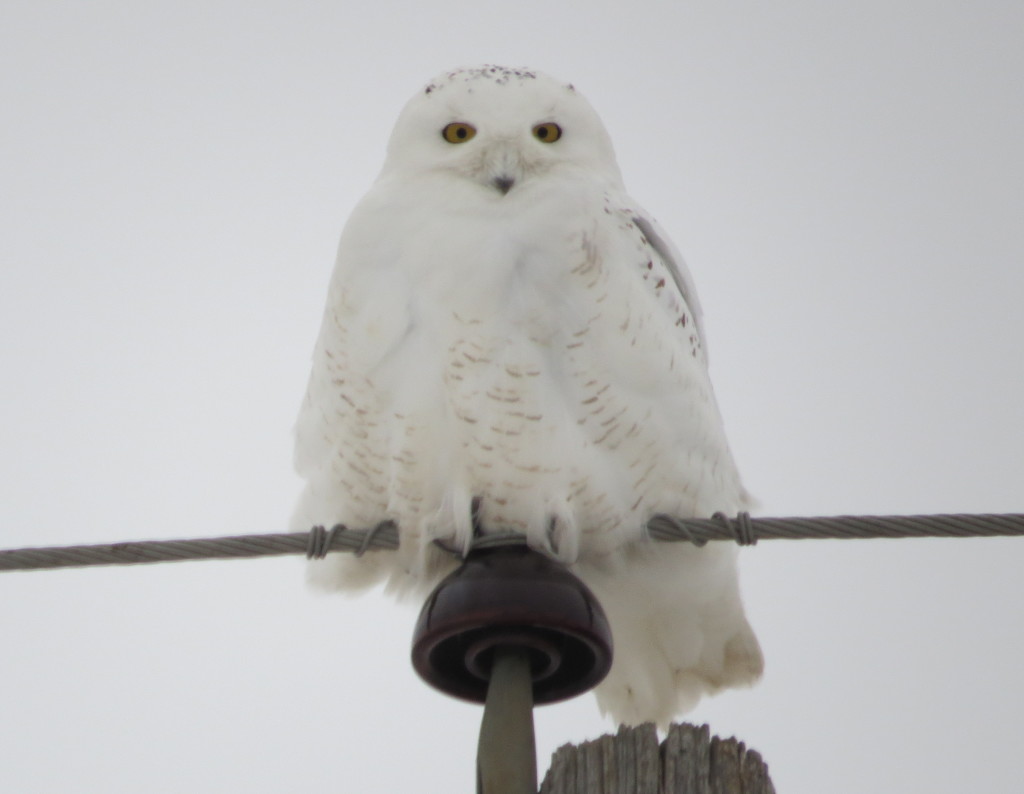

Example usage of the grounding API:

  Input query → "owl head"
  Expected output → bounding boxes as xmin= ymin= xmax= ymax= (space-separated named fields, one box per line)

xmin=380 ymin=65 xmax=624 ymax=195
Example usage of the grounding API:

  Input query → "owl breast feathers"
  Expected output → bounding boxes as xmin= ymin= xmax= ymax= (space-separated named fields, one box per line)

xmin=291 ymin=65 xmax=762 ymax=726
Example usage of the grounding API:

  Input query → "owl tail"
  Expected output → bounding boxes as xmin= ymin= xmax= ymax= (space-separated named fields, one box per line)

xmin=575 ymin=541 xmax=763 ymax=729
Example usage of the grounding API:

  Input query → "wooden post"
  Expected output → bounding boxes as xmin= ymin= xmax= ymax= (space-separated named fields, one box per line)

xmin=539 ymin=722 xmax=775 ymax=794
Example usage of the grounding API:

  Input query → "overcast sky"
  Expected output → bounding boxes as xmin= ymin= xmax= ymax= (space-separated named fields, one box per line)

xmin=2 ymin=2 xmax=1022 ymax=792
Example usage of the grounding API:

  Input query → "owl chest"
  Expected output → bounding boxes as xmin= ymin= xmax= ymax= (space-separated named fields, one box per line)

xmin=381 ymin=219 xmax=586 ymax=353
xmin=342 ymin=196 xmax=660 ymax=433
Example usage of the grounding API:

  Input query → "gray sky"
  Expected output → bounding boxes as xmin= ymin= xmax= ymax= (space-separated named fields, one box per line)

xmin=2 ymin=2 xmax=1022 ymax=792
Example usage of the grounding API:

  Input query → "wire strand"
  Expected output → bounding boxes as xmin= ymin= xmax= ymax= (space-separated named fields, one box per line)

xmin=1 ymin=513 xmax=1021 ymax=573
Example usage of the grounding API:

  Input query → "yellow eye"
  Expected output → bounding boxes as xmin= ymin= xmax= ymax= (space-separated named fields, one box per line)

xmin=532 ymin=122 xmax=562 ymax=143
xmin=442 ymin=122 xmax=476 ymax=143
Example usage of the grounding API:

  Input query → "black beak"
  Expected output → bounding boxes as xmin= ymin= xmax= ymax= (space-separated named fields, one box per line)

xmin=492 ymin=175 xmax=515 ymax=195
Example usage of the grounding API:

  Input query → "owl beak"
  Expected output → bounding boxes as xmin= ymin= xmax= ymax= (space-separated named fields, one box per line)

xmin=492 ymin=175 xmax=515 ymax=195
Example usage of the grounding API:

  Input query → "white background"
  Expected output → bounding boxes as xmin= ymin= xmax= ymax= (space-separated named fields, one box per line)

xmin=2 ymin=2 xmax=1022 ymax=792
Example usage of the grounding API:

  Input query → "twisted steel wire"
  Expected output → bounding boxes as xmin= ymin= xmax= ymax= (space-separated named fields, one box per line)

xmin=1 ymin=513 xmax=1021 ymax=573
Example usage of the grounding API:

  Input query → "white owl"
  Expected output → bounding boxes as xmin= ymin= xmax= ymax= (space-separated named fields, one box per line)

xmin=292 ymin=65 xmax=762 ymax=727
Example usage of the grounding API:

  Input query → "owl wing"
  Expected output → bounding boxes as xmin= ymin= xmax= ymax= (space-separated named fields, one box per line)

xmin=291 ymin=190 xmax=419 ymax=541
xmin=631 ymin=209 xmax=708 ymax=354
xmin=577 ymin=199 xmax=761 ymax=727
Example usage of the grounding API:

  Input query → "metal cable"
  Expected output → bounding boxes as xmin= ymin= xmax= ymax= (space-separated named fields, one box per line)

xmin=1 ymin=513 xmax=1021 ymax=573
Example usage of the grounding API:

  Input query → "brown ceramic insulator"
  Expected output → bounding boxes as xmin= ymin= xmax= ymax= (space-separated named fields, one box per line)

xmin=411 ymin=545 xmax=613 ymax=705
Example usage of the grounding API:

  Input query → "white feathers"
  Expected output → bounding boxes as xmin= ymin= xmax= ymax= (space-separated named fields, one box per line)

xmin=291 ymin=65 xmax=762 ymax=726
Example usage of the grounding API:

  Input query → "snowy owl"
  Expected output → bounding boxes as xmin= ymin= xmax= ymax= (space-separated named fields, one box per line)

xmin=292 ymin=65 xmax=762 ymax=726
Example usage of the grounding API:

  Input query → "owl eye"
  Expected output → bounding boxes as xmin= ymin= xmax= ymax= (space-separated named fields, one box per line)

xmin=442 ymin=122 xmax=477 ymax=143
xmin=532 ymin=122 xmax=562 ymax=143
